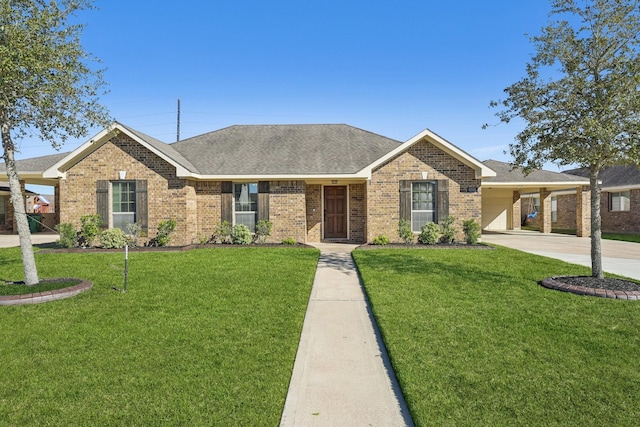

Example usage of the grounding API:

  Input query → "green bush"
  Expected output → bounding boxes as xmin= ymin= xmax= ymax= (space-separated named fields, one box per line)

xmin=440 ymin=215 xmax=456 ymax=244
xmin=156 ymin=219 xmax=177 ymax=247
xmin=418 ymin=222 xmax=440 ymax=245
xmin=255 ymin=220 xmax=273 ymax=244
xmin=398 ymin=218 xmax=413 ymax=244
xmin=463 ymin=218 xmax=481 ymax=245
xmin=282 ymin=237 xmax=297 ymax=245
xmin=213 ymin=220 xmax=232 ymax=244
xmin=56 ymin=223 xmax=78 ymax=248
xmin=231 ymin=224 xmax=252 ymax=245
xmin=126 ymin=222 xmax=142 ymax=247
xmin=80 ymin=214 xmax=103 ymax=247
xmin=100 ymin=228 xmax=128 ymax=249
xmin=372 ymin=235 xmax=389 ymax=245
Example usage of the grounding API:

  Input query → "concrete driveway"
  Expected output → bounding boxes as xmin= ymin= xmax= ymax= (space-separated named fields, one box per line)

xmin=482 ymin=230 xmax=640 ymax=281
xmin=0 ymin=233 xmax=59 ymax=248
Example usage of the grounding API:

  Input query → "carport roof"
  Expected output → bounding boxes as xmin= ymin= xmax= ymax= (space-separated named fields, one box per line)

xmin=482 ymin=159 xmax=589 ymax=189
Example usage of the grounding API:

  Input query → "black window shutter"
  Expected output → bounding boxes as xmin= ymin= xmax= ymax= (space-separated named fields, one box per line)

xmin=221 ymin=181 xmax=233 ymax=223
xmin=437 ymin=179 xmax=449 ymax=222
xmin=96 ymin=180 xmax=109 ymax=228
xmin=258 ymin=181 xmax=270 ymax=221
xmin=399 ymin=180 xmax=411 ymax=221
xmin=135 ymin=180 xmax=148 ymax=232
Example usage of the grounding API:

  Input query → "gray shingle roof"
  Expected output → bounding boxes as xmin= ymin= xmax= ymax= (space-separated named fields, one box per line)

xmin=171 ymin=124 xmax=402 ymax=175
xmin=483 ymin=159 xmax=589 ymax=183
xmin=0 ymin=152 xmax=69 ymax=174
xmin=564 ymin=164 xmax=640 ymax=187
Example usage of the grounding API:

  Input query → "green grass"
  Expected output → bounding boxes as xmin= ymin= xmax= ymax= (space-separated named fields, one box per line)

xmin=353 ymin=247 xmax=640 ymax=426
xmin=0 ymin=279 xmax=81 ymax=295
xmin=0 ymin=246 xmax=319 ymax=426
xmin=523 ymin=225 xmax=640 ymax=243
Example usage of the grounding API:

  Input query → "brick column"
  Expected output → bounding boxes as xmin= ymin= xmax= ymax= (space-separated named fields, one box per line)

xmin=512 ymin=191 xmax=521 ymax=230
xmin=576 ymin=186 xmax=591 ymax=237
xmin=539 ymin=188 xmax=552 ymax=233
xmin=54 ymin=184 xmax=61 ymax=228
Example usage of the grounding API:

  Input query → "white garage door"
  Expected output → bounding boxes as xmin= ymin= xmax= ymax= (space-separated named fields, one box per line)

xmin=482 ymin=197 xmax=511 ymax=230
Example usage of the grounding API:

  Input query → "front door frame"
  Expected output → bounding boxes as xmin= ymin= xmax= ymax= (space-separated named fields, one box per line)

xmin=323 ymin=185 xmax=348 ymax=240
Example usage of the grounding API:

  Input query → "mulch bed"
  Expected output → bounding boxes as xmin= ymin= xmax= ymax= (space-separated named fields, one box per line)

xmin=541 ymin=276 xmax=640 ymax=300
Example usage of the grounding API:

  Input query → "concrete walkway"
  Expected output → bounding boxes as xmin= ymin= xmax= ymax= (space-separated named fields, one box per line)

xmin=280 ymin=243 xmax=413 ymax=427
xmin=482 ymin=230 xmax=640 ymax=281
xmin=0 ymin=233 xmax=59 ymax=248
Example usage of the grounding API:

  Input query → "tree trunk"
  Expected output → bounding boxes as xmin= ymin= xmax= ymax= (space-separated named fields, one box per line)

xmin=1 ymin=119 xmax=40 ymax=285
xmin=589 ymin=167 xmax=603 ymax=279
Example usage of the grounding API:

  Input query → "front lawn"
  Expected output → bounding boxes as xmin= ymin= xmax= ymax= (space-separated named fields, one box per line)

xmin=0 ymin=246 xmax=319 ymax=426
xmin=353 ymin=247 xmax=640 ymax=426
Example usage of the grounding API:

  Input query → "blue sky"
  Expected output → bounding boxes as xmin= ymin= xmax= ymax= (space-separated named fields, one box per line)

xmin=17 ymin=0 xmax=557 ymax=191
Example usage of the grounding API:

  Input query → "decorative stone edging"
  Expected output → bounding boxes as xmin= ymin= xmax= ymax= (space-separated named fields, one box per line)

xmin=540 ymin=277 xmax=640 ymax=300
xmin=0 ymin=279 xmax=93 ymax=306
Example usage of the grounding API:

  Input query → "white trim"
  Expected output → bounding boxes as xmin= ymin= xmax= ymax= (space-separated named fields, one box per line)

xmin=360 ymin=128 xmax=496 ymax=180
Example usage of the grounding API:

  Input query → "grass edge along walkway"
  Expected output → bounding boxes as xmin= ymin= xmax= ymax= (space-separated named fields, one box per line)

xmin=353 ymin=246 xmax=640 ymax=427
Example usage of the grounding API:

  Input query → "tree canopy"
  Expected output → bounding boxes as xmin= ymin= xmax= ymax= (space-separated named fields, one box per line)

xmin=1 ymin=0 xmax=110 ymax=285
xmin=488 ymin=0 xmax=640 ymax=278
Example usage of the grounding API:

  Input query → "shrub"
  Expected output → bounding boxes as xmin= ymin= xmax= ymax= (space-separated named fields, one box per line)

xmin=255 ymin=219 xmax=273 ymax=244
xmin=440 ymin=215 xmax=456 ymax=244
xmin=80 ymin=214 xmax=103 ymax=247
xmin=418 ymin=222 xmax=440 ymax=245
xmin=398 ymin=219 xmax=413 ymax=244
xmin=372 ymin=235 xmax=389 ymax=245
xmin=100 ymin=228 xmax=128 ymax=249
xmin=56 ymin=223 xmax=78 ymax=248
xmin=282 ymin=237 xmax=297 ymax=245
xmin=231 ymin=224 xmax=252 ymax=245
xmin=213 ymin=220 xmax=232 ymax=244
xmin=463 ymin=219 xmax=481 ymax=245
xmin=156 ymin=219 xmax=177 ymax=247
xmin=126 ymin=222 xmax=142 ymax=247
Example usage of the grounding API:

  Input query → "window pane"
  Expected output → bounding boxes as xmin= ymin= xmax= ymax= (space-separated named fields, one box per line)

xmin=235 ymin=212 xmax=256 ymax=230
xmin=112 ymin=182 xmax=136 ymax=231
xmin=411 ymin=181 xmax=436 ymax=232
xmin=412 ymin=212 xmax=434 ymax=232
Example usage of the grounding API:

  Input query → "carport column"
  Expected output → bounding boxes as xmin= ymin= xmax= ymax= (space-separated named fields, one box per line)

xmin=54 ymin=184 xmax=61 ymax=229
xmin=512 ymin=191 xmax=521 ymax=230
xmin=576 ymin=185 xmax=591 ymax=237
xmin=539 ymin=188 xmax=552 ymax=233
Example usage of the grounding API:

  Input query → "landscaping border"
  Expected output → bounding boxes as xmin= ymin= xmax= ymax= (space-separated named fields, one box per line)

xmin=540 ymin=276 xmax=640 ymax=300
xmin=0 ymin=279 xmax=93 ymax=306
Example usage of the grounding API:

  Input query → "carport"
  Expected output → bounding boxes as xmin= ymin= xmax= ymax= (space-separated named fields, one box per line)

xmin=481 ymin=160 xmax=591 ymax=236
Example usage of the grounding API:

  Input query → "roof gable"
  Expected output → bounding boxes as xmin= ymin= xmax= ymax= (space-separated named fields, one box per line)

xmin=483 ymin=159 xmax=590 ymax=189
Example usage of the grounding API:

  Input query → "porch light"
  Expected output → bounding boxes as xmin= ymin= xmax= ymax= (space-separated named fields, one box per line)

xmin=119 ymin=171 xmax=127 ymax=180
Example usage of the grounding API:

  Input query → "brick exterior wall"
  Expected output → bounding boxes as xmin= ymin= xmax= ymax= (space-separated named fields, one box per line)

xmin=269 ymin=181 xmax=307 ymax=243
xmin=59 ymin=134 xmax=195 ymax=246
xmin=555 ymin=194 xmax=578 ymax=229
xmin=305 ymin=184 xmax=322 ymax=242
xmin=194 ymin=181 xmax=222 ymax=240
xmin=600 ymin=188 xmax=640 ymax=233
xmin=366 ymin=139 xmax=481 ymax=243
xmin=349 ymin=183 xmax=367 ymax=243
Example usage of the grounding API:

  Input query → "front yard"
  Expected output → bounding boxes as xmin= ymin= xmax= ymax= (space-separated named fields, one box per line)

xmin=353 ymin=247 xmax=640 ymax=426
xmin=0 ymin=246 xmax=319 ymax=426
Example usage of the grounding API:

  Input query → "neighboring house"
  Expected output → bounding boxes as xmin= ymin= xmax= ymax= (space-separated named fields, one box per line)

xmin=27 ymin=195 xmax=54 ymax=213
xmin=481 ymin=160 xmax=591 ymax=236
xmin=0 ymin=122 xmax=497 ymax=244
xmin=561 ymin=165 xmax=640 ymax=234
xmin=0 ymin=182 xmax=37 ymax=233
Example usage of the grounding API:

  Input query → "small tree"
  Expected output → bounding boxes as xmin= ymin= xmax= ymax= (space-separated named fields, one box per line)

xmin=0 ymin=1 xmax=110 ymax=284
xmin=463 ymin=219 xmax=481 ymax=245
xmin=440 ymin=215 xmax=456 ymax=244
xmin=487 ymin=0 xmax=640 ymax=278
xmin=80 ymin=214 xmax=102 ymax=247
xmin=254 ymin=219 xmax=273 ymax=244
xmin=156 ymin=219 xmax=177 ymax=247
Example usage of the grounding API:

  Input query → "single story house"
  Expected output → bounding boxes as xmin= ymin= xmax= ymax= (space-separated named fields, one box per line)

xmin=0 ymin=122 xmax=593 ymax=243
xmin=522 ymin=165 xmax=640 ymax=234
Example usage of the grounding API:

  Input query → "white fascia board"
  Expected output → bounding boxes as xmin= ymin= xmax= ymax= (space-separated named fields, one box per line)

xmin=482 ymin=181 xmax=591 ymax=189
xmin=43 ymin=123 xmax=190 ymax=178
xmin=188 ymin=173 xmax=370 ymax=181
xmin=359 ymin=128 xmax=496 ymax=179
xmin=602 ymin=184 xmax=640 ymax=192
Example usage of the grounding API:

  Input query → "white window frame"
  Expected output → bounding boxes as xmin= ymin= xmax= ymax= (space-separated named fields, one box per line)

xmin=411 ymin=181 xmax=436 ymax=233
xmin=551 ymin=196 xmax=557 ymax=223
xmin=610 ymin=190 xmax=630 ymax=212
xmin=233 ymin=182 xmax=258 ymax=229
xmin=112 ymin=181 xmax=136 ymax=230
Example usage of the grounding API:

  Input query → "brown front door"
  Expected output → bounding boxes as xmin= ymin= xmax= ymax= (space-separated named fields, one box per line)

xmin=324 ymin=186 xmax=347 ymax=239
